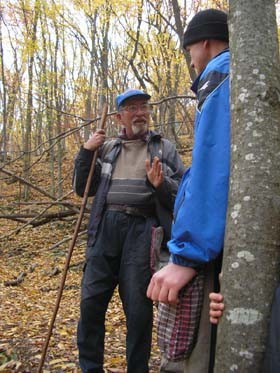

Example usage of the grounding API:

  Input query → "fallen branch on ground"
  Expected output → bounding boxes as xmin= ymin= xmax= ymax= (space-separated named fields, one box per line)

xmin=4 ymin=272 xmax=27 ymax=287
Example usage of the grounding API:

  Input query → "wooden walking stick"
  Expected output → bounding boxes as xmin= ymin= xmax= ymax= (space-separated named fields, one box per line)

xmin=37 ymin=103 xmax=108 ymax=372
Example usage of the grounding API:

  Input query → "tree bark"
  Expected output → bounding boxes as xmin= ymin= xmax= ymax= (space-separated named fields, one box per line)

xmin=215 ymin=1 xmax=280 ymax=372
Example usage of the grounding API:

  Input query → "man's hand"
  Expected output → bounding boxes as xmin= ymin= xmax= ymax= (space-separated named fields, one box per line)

xmin=84 ymin=129 xmax=106 ymax=151
xmin=209 ymin=292 xmax=224 ymax=324
xmin=146 ymin=263 xmax=197 ymax=304
xmin=145 ymin=156 xmax=164 ymax=188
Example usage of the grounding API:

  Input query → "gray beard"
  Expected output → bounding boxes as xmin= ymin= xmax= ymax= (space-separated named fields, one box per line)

xmin=132 ymin=123 xmax=148 ymax=136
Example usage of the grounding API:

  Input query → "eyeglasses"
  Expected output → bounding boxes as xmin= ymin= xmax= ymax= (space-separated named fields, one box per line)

xmin=121 ymin=103 xmax=152 ymax=114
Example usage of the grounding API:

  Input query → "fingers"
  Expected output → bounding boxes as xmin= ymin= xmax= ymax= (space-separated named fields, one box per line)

xmin=209 ymin=307 xmax=224 ymax=324
xmin=209 ymin=307 xmax=224 ymax=317
xmin=145 ymin=159 xmax=151 ymax=173
xmin=157 ymin=286 xmax=169 ymax=303
xmin=146 ymin=279 xmax=178 ymax=304
xmin=152 ymin=157 xmax=162 ymax=175
xmin=167 ymin=288 xmax=179 ymax=304
xmin=147 ymin=264 xmax=196 ymax=305
xmin=210 ymin=316 xmax=220 ymax=325
xmin=94 ymin=129 xmax=106 ymax=143
xmin=209 ymin=292 xmax=224 ymax=303
xmin=209 ymin=292 xmax=224 ymax=325
xmin=146 ymin=157 xmax=162 ymax=172
xmin=146 ymin=280 xmax=153 ymax=299
xmin=84 ymin=130 xmax=106 ymax=151
xmin=146 ymin=277 xmax=159 ymax=300
xmin=146 ymin=265 xmax=182 ymax=304
xmin=209 ymin=301 xmax=224 ymax=313
xmin=145 ymin=157 xmax=163 ymax=188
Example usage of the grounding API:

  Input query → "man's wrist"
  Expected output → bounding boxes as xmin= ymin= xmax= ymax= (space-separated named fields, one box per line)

xmin=170 ymin=253 xmax=202 ymax=270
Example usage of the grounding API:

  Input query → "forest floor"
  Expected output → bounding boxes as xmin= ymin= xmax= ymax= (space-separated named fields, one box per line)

xmin=0 ymin=158 xmax=161 ymax=373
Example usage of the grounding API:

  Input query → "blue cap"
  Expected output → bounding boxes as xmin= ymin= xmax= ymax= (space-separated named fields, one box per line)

xmin=116 ymin=89 xmax=151 ymax=110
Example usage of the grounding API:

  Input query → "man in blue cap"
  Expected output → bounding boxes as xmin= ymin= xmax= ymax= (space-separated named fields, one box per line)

xmin=73 ymin=88 xmax=185 ymax=373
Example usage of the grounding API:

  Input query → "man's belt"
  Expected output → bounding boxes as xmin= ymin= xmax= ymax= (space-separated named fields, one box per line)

xmin=106 ymin=204 xmax=156 ymax=218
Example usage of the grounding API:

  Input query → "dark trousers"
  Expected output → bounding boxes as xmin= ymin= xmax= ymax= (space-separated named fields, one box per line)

xmin=77 ymin=210 xmax=156 ymax=373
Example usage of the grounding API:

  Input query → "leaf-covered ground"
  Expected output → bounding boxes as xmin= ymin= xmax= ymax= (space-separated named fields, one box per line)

xmin=0 ymin=216 xmax=161 ymax=372
xmin=0 ymin=163 xmax=161 ymax=372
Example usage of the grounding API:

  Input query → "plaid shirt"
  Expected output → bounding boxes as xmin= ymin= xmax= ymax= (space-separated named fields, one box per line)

xmin=157 ymin=271 xmax=204 ymax=361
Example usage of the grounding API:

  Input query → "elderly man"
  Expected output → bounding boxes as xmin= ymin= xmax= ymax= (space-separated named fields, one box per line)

xmin=73 ymin=88 xmax=185 ymax=373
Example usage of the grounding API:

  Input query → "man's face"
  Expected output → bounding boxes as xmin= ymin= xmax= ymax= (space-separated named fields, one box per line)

xmin=117 ymin=97 xmax=151 ymax=138
xmin=186 ymin=40 xmax=209 ymax=74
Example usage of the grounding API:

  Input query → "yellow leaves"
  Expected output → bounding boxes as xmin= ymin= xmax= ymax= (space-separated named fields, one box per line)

xmin=49 ymin=358 xmax=67 ymax=365
xmin=57 ymin=326 xmax=72 ymax=337
xmin=48 ymin=357 xmax=77 ymax=369
xmin=72 ymin=0 xmax=109 ymax=16
xmin=72 ymin=0 xmax=144 ymax=18
xmin=114 ymin=1 xmax=144 ymax=16
xmin=40 ymin=0 xmax=64 ymax=20
xmin=104 ymin=355 xmax=126 ymax=367
xmin=60 ymin=363 xmax=77 ymax=368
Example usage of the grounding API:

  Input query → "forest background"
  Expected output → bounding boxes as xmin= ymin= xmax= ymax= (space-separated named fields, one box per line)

xmin=0 ymin=0 xmax=280 ymax=372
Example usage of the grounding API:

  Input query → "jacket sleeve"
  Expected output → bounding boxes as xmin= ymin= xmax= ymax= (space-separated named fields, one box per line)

xmin=153 ymin=139 xmax=185 ymax=211
xmin=72 ymin=146 xmax=102 ymax=197
xmin=169 ymin=77 xmax=230 ymax=267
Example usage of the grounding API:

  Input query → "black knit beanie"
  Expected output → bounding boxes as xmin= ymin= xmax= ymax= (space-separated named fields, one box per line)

xmin=183 ymin=9 xmax=228 ymax=48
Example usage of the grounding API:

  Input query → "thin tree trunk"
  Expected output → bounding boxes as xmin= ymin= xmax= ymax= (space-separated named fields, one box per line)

xmin=0 ymin=6 xmax=7 ymax=160
xmin=22 ymin=0 xmax=40 ymax=200
xmin=171 ymin=0 xmax=196 ymax=82
xmin=53 ymin=21 xmax=63 ymax=199
xmin=215 ymin=1 xmax=280 ymax=372
xmin=84 ymin=11 xmax=98 ymax=141
xmin=98 ymin=1 xmax=110 ymax=113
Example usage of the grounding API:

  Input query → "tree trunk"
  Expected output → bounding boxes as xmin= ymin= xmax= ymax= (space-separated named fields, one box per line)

xmin=215 ymin=1 xmax=280 ymax=372
xmin=0 ymin=9 xmax=7 ymax=160
xmin=171 ymin=0 xmax=196 ymax=82
xmin=40 ymin=12 xmax=56 ymax=196
xmin=22 ymin=0 xmax=40 ymax=200
xmin=54 ymin=21 xmax=64 ymax=199
xmin=98 ymin=1 xmax=110 ymax=113
xmin=84 ymin=10 xmax=98 ymax=141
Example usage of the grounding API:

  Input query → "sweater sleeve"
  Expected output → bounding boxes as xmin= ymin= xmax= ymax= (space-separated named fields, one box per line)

xmin=169 ymin=76 xmax=230 ymax=267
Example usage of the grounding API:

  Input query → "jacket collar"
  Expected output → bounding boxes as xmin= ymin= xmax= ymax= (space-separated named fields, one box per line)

xmin=191 ymin=48 xmax=229 ymax=94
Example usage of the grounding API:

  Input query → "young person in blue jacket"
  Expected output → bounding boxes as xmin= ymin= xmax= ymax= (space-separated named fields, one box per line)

xmin=147 ymin=9 xmax=230 ymax=373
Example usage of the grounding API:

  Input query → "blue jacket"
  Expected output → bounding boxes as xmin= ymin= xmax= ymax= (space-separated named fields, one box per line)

xmin=169 ymin=49 xmax=230 ymax=267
